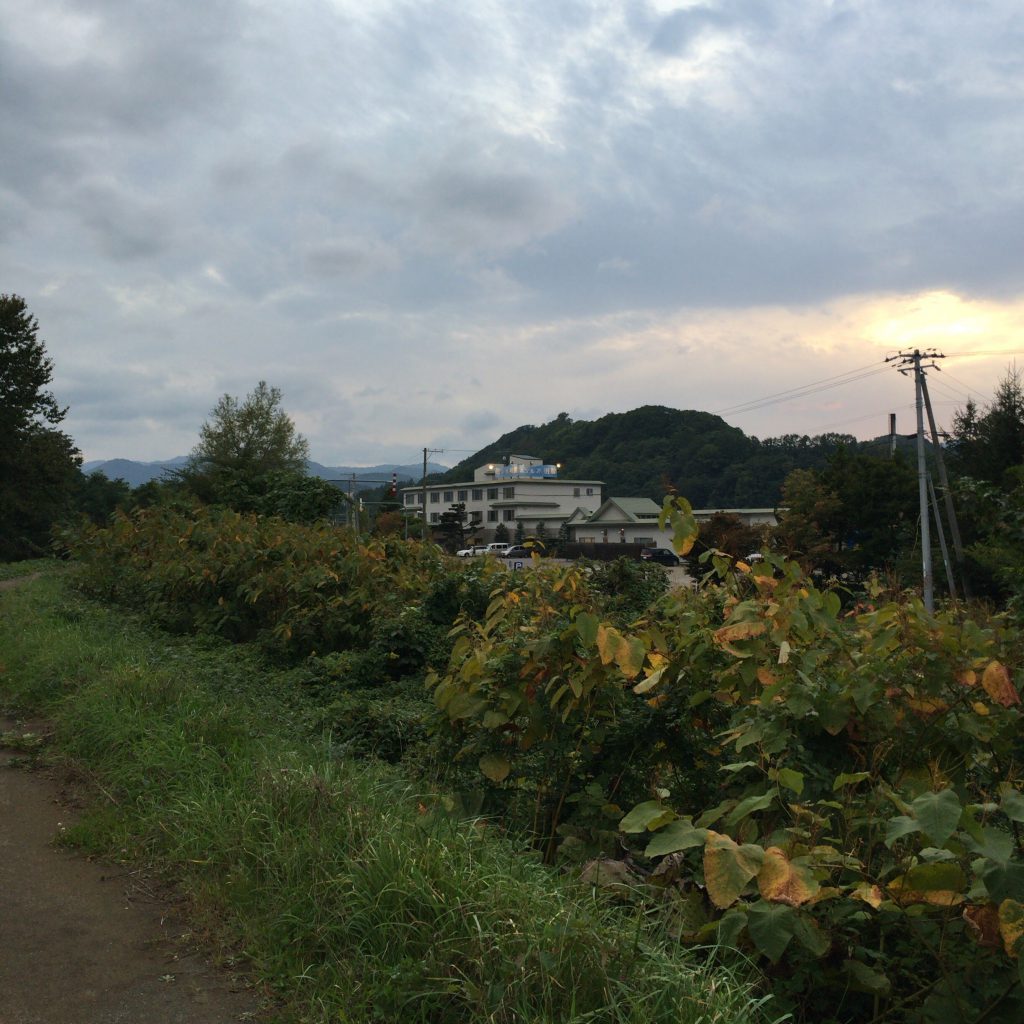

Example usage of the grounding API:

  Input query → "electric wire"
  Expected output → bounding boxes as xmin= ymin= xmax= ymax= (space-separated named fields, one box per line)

xmin=716 ymin=365 xmax=891 ymax=417
xmin=712 ymin=360 xmax=885 ymax=415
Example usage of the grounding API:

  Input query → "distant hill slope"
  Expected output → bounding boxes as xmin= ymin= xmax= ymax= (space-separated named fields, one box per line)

xmin=83 ymin=458 xmax=449 ymax=489
xmin=438 ymin=406 xmax=862 ymax=508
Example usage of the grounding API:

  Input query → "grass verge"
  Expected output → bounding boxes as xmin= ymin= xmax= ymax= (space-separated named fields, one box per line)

xmin=0 ymin=570 xmax=771 ymax=1024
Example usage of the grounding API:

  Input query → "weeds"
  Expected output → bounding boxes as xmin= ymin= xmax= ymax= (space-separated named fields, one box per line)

xmin=0 ymin=569 xmax=768 ymax=1024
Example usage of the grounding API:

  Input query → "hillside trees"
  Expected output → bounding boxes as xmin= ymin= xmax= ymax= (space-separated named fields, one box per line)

xmin=948 ymin=369 xmax=1024 ymax=600
xmin=0 ymin=294 xmax=82 ymax=559
xmin=773 ymin=449 xmax=917 ymax=576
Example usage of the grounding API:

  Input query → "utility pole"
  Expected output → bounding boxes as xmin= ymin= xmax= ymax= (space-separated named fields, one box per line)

xmin=921 ymin=374 xmax=970 ymax=600
xmin=887 ymin=349 xmax=944 ymax=612
xmin=421 ymin=447 xmax=444 ymax=542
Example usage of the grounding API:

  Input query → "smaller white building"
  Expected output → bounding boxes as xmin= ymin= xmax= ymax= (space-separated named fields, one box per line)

xmin=571 ymin=500 xmax=780 ymax=547
xmin=570 ymin=497 xmax=672 ymax=547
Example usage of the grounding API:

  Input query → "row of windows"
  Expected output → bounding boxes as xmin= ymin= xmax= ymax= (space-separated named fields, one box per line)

xmin=407 ymin=486 xmax=519 ymax=506
xmin=405 ymin=485 xmax=594 ymax=507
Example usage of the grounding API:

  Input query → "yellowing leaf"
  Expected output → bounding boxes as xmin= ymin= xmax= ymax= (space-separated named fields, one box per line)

xmin=703 ymin=831 xmax=765 ymax=908
xmin=888 ymin=863 xmax=966 ymax=907
xmin=904 ymin=697 xmax=949 ymax=715
xmin=972 ymin=701 xmax=991 ymax=716
xmin=736 ymin=561 xmax=751 ymax=573
xmin=757 ymin=667 xmax=778 ymax=687
xmin=757 ymin=847 xmax=819 ymax=906
xmin=714 ymin=620 xmax=766 ymax=645
xmin=982 ymin=661 xmax=1021 ymax=708
xmin=596 ymin=624 xmax=620 ymax=666
xmin=999 ymin=899 xmax=1024 ymax=957
xmin=633 ymin=666 xmax=667 ymax=695
xmin=959 ymin=669 xmax=977 ymax=688
xmin=852 ymin=884 xmax=884 ymax=909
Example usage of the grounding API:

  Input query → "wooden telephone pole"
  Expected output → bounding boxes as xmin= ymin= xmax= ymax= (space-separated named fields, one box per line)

xmin=886 ymin=349 xmax=967 ymax=610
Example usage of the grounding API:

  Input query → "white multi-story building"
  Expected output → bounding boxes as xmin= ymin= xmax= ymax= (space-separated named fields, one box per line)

xmin=400 ymin=454 xmax=603 ymax=540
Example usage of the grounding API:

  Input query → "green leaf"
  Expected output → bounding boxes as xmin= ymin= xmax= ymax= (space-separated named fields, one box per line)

xmin=912 ymin=789 xmax=962 ymax=847
xmin=885 ymin=815 xmax=922 ymax=847
xmin=619 ymin=800 xmax=677 ymax=834
xmin=478 ymin=752 xmax=511 ymax=783
xmin=792 ymin=914 xmax=831 ymax=957
xmin=481 ymin=710 xmax=508 ymax=729
xmin=964 ymin=826 xmax=1015 ymax=865
xmin=774 ymin=768 xmax=805 ymax=796
xmin=999 ymin=785 xmax=1024 ymax=824
xmin=833 ymin=771 xmax=871 ymax=791
xmin=574 ymin=612 xmax=599 ymax=647
xmin=725 ymin=791 xmax=775 ymax=828
xmin=721 ymin=760 xmax=758 ymax=774
xmin=645 ymin=819 xmax=707 ymax=857
xmin=981 ymin=862 xmax=1024 ymax=903
xmin=746 ymin=902 xmax=796 ymax=963
xmin=844 ymin=960 xmax=891 ymax=995
xmin=716 ymin=908 xmax=747 ymax=948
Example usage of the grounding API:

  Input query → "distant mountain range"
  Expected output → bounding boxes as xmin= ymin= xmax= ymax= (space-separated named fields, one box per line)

xmin=81 ymin=457 xmax=449 ymax=489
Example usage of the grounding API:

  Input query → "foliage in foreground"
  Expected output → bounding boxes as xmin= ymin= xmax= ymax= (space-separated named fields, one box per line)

xmin=59 ymin=498 xmax=1024 ymax=1021
xmin=430 ymin=499 xmax=1024 ymax=1023
xmin=0 ymin=573 xmax=766 ymax=1024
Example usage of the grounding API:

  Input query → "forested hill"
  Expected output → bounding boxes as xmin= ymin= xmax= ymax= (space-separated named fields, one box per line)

xmin=439 ymin=406 xmax=861 ymax=507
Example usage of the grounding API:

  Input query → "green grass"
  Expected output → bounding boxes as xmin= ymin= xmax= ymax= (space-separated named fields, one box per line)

xmin=0 ymin=569 xmax=772 ymax=1024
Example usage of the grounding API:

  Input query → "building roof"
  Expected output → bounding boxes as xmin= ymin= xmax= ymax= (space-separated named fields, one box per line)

xmin=582 ymin=497 xmax=663 ymax=525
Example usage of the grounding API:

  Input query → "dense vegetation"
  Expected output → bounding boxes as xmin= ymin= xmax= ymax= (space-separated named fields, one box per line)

xmin=1 ymin=570 xmax=761 ymax=1024
xmin=438 ymin=406 xmax=866 ymax=507
xmin=56 ymin=496 xmax=1024 ymax=1023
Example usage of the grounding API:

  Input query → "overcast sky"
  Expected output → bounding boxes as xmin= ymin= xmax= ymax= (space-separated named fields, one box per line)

xmin=2 ymin=0 xmax=1022 ymax=466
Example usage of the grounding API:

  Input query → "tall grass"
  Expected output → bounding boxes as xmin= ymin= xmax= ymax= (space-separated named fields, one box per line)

xmin=0 ymin=571 xmax=771 ymax=1024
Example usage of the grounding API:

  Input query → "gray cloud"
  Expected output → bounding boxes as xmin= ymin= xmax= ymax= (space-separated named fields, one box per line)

xmin=2 ymin=0 xmax=1022 ymax=462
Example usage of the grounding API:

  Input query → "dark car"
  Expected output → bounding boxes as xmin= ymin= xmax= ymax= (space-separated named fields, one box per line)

xmin=503 ymin=545 xmax=539 ymax=559
xmin=640 ymin=547 xmax=680 ymax=566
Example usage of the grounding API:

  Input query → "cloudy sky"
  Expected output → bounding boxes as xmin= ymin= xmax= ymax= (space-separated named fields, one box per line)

xmin=2 ymin=0 xmax=1022 ymax=466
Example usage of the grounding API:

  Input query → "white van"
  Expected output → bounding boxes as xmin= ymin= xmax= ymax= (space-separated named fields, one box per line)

xmin=485 ymin=542 xmax=510 ymax=556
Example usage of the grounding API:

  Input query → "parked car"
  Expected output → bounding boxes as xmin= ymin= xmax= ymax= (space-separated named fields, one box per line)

xmin=503 ymin=545 xmax=540 ymax=559
xmin=640 ymin=547 xmax=680 ymax=567
xmin=456 ymin=545 xmax=488 ymax=557
xmin=485 ymin=542 xmax=511 ymax=556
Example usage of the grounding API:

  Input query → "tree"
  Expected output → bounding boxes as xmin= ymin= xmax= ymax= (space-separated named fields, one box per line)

xmin=0 ymin=295 xmax=82 ymax=560
xmin=950 ymin=368 xmax=1024 ymax=488
xmin=178 ymin=381 xmax=313 ymax=515
xmin=493 ymin=521 xmax=510 ymax=543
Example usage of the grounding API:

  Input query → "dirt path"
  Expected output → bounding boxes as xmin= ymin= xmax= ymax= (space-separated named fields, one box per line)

xmin=0 ymin=719 xmax=268 ymax=1024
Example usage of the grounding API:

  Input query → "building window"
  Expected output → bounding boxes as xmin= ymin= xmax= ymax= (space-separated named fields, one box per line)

xmin=416 ymin=493 xmax=424 ymax=505
xmin=502 ymin=486 xmax=515 ymax=499
xmin=487 ymin=487 xmax=498 ymax=499
xmin=443 ymin=490 xmax=454 ymax=502
xmin=503 ymin=509 xmax=515 ymax=521
xmin=430 ymin=492 xmax=440 ymax=503
xmin=430 ymin=513 xmax=439 ymax=524
xmin=586 ymin=487 xmax=594 ymax=496
xmin=472 ymin=488 xmax=483 ymax=501
xmin=457 ymin=489 xmax=467 ymax=501
xmin=404 ymin=493 xmax=414 ymax=505
xmin=635 ymin=537 xmax=654 ymax=546
xmin=487 ymin=510 xmax=498 ymax=522
xmin=573 ymin=487 xmax=580 ymax=497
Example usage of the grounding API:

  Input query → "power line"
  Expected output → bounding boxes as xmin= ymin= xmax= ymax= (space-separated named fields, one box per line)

xmin=713 ymin=360 xmax=884 ymax=416
xmin=716 ymin=365 xmax=890 ymax=418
